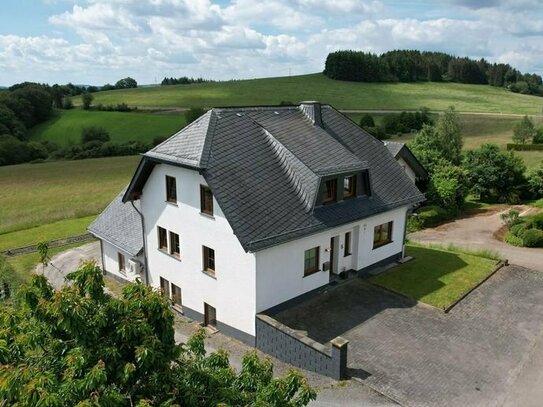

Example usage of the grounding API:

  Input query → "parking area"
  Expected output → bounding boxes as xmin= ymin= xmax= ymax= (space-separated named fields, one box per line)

xmin=272 ymin=265 xmax=543 ymax=407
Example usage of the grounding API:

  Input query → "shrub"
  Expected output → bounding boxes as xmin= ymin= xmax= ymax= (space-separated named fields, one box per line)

xmin=185 ymin=107 xmax=205 ymax=124
xmin=407 ymin=205 xmax=452 ymax=231
xmin=500 ymin=209 xmax=520 ymax=228
xmin=509 ymin=223 xmax=525 ymax=237
xmin=522 ymin=228 xmax=543 ymax=247
xmin=364 ymin=126 xmax=387 ymax=140
xmin=533 ymin=128 xmax=543 ymax=144
xmin=359 ymin=113 xmax=375 ymax=128
xmin=81 ymin=126 xmax=110 ymax=144
xmin=504 ymin=231 xmax=523 ymax=247
xmin=533 ymin=198 xmax=543 ymax=208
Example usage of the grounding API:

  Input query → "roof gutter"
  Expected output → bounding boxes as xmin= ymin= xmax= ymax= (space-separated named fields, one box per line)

xmin=130 ymin=201 xmax=150 ymax=286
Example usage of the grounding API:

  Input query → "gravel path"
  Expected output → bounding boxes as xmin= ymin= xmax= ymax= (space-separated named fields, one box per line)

xmin=409 ymin=206 xmax=543 ymax=271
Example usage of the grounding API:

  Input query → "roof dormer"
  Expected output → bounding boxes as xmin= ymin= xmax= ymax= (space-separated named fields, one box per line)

xmin=316 ymin=170 xmax=371 ymax=207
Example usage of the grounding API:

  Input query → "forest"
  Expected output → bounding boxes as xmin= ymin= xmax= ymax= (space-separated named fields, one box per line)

xmin=324 ymin=50 xmax=543 ymax=96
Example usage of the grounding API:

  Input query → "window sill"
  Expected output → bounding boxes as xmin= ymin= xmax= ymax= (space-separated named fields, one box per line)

xmin=200 ymin=212 xmax=215 ymax=220
xmin=201 ymin=269 xmax=217 ymax=279
xmin=165 ymin=200 xmax=178 ymax=206
xmin=158 ymin=249 xmax=182 ymax=261
xmin=303 ymin=269 xmax=322 ymax=278
xmin=373 ymin=240 xmax=393 ymax=250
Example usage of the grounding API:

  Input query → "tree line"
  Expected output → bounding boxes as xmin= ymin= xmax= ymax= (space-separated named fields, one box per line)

xmin=161 ymin=76 xmax=214 ymax=86
xmin=324 ymin=50 xmax=543 ymax=96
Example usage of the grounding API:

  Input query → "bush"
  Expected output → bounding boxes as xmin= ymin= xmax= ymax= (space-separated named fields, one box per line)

xmin=509 ymin=223 xmax=525 ymax=236
xmin=533 ymin=198 xmax=543 ymax=208
xmin=81 ymin=126 xmax=110 ymax=144
xmin=522 ymin=228 xmax=543 ymax=247
xmin=359 ymin=113 xmax=375 ymax=128
xmin=152 ymin=135 xmax=168 ymax=147
xmin=364 ymin=126 xmax=387 ymax=140
xmin=407 ymin=205 xmax=452 ymax=231
xmin=500 ymin=209 xmax=520 ymax=228
xmin=504 ymin=231 xmax=524 ymax=247
xmin=533 ymin=128 xmax=543 ymax=144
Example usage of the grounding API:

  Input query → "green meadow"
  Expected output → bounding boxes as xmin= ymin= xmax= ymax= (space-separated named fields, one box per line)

xmin=89 ymin=73 xmax=543 ymax=115
xmin=30 ymin=109 xmax=186 ymax=146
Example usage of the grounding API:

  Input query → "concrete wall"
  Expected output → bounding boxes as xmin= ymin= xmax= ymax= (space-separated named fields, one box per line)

xmin=140 ymin=163 xmax=257 ymax=336
xmin=397 ymin=157 xmax=417 ymax=183
xmin=255 ymin=205 xmax=409 ymax=312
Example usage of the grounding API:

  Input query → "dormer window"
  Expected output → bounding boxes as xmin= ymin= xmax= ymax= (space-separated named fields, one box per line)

xmin=322 ymin=179 xmax=337 ymax=204
xmin=343 ymin=175 xmax=356 ymax=199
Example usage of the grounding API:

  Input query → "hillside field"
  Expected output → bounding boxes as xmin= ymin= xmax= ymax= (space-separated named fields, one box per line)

xmin=0 ymin=156 xmax=139 ymax=235
xmin=30 ymin=109 xmax=186 ymax=146
xmin=90 ymin=73 xmax=543 ymax=115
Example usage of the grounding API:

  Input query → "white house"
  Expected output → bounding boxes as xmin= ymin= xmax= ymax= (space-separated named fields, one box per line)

xmin=90 ymin=103 xmax=425 ymax=345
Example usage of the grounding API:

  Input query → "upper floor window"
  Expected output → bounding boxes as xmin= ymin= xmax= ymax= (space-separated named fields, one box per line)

xmin=166 ymin=175 xmax=177 ymax=203
xmin=169 ymin=231 xmax=180 ymax=257
xmin=203 ymin=246 xmax=216 ymax=274
xmin=158 ymin=226 xmax=168 ymax=251
xmin=304 ymin=246 xmax=320 ymax=276
xmin=373 ymin=221 xmax=393 ymax=249
xmin=322 ymin=179 xmax=337 ymax=205
xmin=200 ymin=185 xmax=214 ymax=216
xmin=343 ymin=175 xmax=356 ymax=199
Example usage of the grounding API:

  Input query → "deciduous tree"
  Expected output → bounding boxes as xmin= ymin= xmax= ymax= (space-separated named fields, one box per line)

xmin=513 ymin=115 xmax=536 ymax=144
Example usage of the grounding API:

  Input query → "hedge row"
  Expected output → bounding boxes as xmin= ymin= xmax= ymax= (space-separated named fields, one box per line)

xmin=506 ymin=144 xmax=543 ymax=151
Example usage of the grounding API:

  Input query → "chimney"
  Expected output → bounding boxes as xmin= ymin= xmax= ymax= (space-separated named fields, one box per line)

xmin=300 ymin=101 xmax=323 ymax=128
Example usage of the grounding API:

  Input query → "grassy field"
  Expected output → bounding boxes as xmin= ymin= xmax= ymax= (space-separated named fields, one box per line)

xmin=90 ymin=73 xmax=543 ymax=114
xmin=370 ymin=244 xmax=498 ymax=310
xmin=0 ymin=156 xmax=139 ymax=235
xmin=0 ymin=216 xmax=96 ymax=251
xmin=30 ymin=109 xmax=186 ymax=146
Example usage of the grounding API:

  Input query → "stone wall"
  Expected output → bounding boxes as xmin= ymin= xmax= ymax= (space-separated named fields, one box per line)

xmin=256 ymin=314 xmax=348 ymax=380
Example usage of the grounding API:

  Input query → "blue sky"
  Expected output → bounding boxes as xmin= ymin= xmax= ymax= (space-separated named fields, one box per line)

xmin=1 ymin=0 xmax=542 ymax=86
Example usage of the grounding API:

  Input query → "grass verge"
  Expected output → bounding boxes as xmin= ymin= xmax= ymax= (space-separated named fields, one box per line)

xmin=7 ymin=241 xmax=94 ymax=284
xmin=0 ymin=215 xmax=96 ymax=251
xmin=369 ymin=244 xmax=498 ymax=310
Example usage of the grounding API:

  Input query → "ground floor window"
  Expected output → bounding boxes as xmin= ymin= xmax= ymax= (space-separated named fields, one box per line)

xmin=204 ymin=302 xmax=217 ymax=328
xmin=373 ymin=221 xmax=393 ymax=249
xmin=118 ymin=252 xmax=126 ymax=272
xmin=171 ymin=283 xmax=182 ymax=309
xmin=160 ymin=277 xmax=170 ymax=297
xmin=304 ymin=246 xmax=320 ymax=276
xmin=344 ymin=232 xmax=352 ymax=256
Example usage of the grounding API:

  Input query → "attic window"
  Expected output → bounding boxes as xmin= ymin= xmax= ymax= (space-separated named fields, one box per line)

xmin=343 ymin=175 xmax=356 ymax=199
xmin=322 ymin=179 xmax=337 ymax=205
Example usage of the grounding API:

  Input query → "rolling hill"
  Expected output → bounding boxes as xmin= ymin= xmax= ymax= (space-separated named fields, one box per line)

xmin=89 ymin=73 xmax=543 ymax=115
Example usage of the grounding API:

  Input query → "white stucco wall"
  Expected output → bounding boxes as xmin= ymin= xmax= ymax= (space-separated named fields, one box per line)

xmin=101 ymin=240 xmax=143 ymax=282
xmin=255 ymin=205 xmax=409 ymax=312
xmin=397 ymin=157 xmax=417 ymax=183
xmin=140 ymin=163 xmax=257 ymax=336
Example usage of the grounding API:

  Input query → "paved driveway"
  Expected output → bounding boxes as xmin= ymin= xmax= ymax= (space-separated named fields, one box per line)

xmin=409 ymin=206 xmax=543 ymax=271
xmin=273 ymin=265 xmax=543 ymax=407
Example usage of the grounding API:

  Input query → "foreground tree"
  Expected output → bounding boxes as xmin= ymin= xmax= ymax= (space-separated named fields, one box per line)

xmin=0 ymin=261 xmax=315 ymax=406
xmin=426 ymin=162 xmax=468 ymax=214
xmin=463 ymin=143 xmax=526 ymax=202
xmin=512 ymin=115 xmax=536 ymax=144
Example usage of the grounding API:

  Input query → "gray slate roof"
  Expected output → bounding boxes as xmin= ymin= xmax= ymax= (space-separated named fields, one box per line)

xmin=124 ymin=104 xmax=425 ymax=252
xmin=88 ymin=189 xmax=143 ymax=256
xmin=384 ymin=141 xmax=428 ymax=180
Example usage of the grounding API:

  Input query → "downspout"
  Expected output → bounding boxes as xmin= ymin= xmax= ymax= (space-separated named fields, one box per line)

xmin=131 ymin=201 xmax=150 ymax=286
xmin=402 ymin=207 xmax=410 ymax=259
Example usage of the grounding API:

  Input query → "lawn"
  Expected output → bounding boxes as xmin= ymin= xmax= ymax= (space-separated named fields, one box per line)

xmin=0 ymin=215 xmax=96 ymax=251
xmin=0 ymin=156 xmax=139 ymax=234
xmin=90 ymin=73 xmax=543 ymax=114
xmin=369 ymin=244 xmax=498 ymax=310
xmin=30 ymin=109 xmax=186 ymax=146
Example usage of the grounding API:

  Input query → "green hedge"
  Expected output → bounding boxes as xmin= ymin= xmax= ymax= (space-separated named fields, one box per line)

xmin=506 ymin=143 xmax=543 ymax=151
